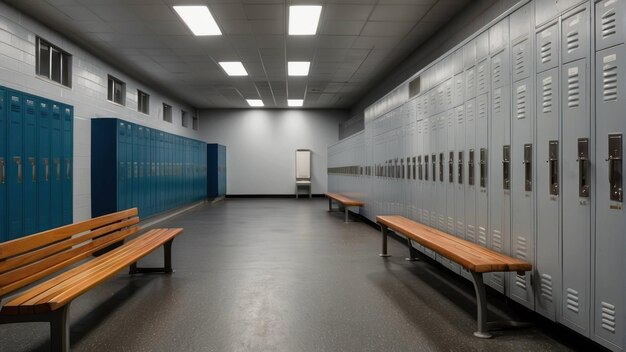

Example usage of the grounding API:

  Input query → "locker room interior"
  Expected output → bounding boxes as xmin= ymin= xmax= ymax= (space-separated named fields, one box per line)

xmin=0 ymin=0 xmax=624 ymax=351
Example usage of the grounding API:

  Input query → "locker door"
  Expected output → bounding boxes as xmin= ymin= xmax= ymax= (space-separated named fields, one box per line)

xmin=465 ymin=67 xmax=476 ymax=100
xmin=150 ymin=129 xmax=156 ymax=215
xmin=536 ymin=68 xmax=560 ymax=321
xmin=446 ymin=111 xmax=461 ymax=275
xmin=476 ymin=58 xmax=490 ymax=96
xmin=23 ymin=96 xmax=37 ymax=235
xmin=561 ymin=59 xmax=591 ymax=337
xmin=492 ymin=49 xmax=510 ymax=89
xmin=0 ymin=88 xmax=6 ymax=242
xmin=562 ymin=5 xmax=589 ymax=65
xmin=117 ymin=121 xmax=127 ymax=211
xmin=510 ymin=78 xmax=535 ymax=309
xmin=50 ymin=103 xmax=62 ymax=228
xmin=37 ymin=100 xmax=51 ymax=232
xmin=594 ymin=44 xmax=625 ymax=351
xmin=464 ymin=99 xmax=476 ymax=243
xmin=437 ymin=115 xmax=446 ymax=230
xmin=454 ymin=105 xmax=465 ymax=242
xmin=512 ymin=38 xmax=532 ymax=82
xmin=7 ymin=90 xmax=23 ymax=239
xmin=61 ymin=105 xmax=72 ymax=225
xmin=595 ymin=0 xmax=624 ymax=52
xmin=133 ymin=125 xmax=141 ymax=212
xmin=476 ymin=93 xmax=489 ymax=248
xmin=488 ymin=85 xmax=511 ymax=293
xmin=537 ymin=23 xmax=559 ymax=74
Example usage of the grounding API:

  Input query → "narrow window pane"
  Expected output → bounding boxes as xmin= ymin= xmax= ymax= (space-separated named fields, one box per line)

xmin=107 ymin=78 xmax=114 ymax=101
xmin=38 ymin=41 xmax=50 ymax=78
xmin=114 ymin=82 xmax=123 ymax=104
xmin=51 ymin=48 xmax=61 ymax=83
xmin=61 ymin=54 xmax=71 ymax=87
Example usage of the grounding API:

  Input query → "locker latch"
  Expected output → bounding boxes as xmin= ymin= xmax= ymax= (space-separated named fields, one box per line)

xmin=548 ymin=141 xmax=559 ymax=196
xmin=401 ymin=159 xmax=405 ymax=179
xmin=468 ymin=149 xmax=475 ymax=186
xmin=458 ymin=151 xmax=464 ymax=184
xmin=418 ymin=156 xmax=423 ymax=180
xmin=577 ymin=138 xmax=590 ymax=198
xmin=432 ymin=154 xmax=436 ymax=182
xmin=448 ymin=151 xmax=454 ymax=183
xmin=54 ymin=158 xmax=61 ymax=181
xmin=425 ymin=155 xmax=429 ymax=181
xmin=29 ymin=157 xmax=36 ymax=183
xmin=14 ymin=156 xmax=22 ymax=184
xmin=43 ymin=158 xmax=49 ymax=182
xmin=65 ymin=158 xmax=71 ymax=180
xmin=503 ymin=145 xmax=510 ymax=190
xmin=523 ymin=144 xmax=532 ymax=192
xmin=607 ymin=134 xmax=623 ymax=203
xmin=0 ymin=157 xmax=4 ymax=184
xmin=412 ymin=157 xmax=417 ymax=180
xmin=479 ymin=148 xmax=487 ymax=188
xmin=439 ymin=152 xmax=444 ymax=182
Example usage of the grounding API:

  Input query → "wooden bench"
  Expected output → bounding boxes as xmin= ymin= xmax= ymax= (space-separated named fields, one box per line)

xmin=376 ymin=215 xmax=532 ymax=338
xmin=0 ymin=208 xmax=183 ymax=351
xmin=325 ymin=192 xmax=364 ymax=223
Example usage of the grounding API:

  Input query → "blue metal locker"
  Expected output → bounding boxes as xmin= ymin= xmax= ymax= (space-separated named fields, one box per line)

xmin=50 ymin=103 xmax=63 ymax=228
xmin=62 ymin=105 xmax=72 ymax=225
xmin=92 ymin=118 xmax=120 ymax=217
xmin=132 ymin=124 xmax=141 ymax=212
xmin=23 ymin=96 xmax=37 ymax=235
xmin=0 ymin=88 xmax=6 ymax=242
xmin=36 ymin=99 xmax=51 ymax=232
xmin=207 ymin=144 xmax=227 ymax=197
xmin=117 ymin=120 xmax=128 ymax=211
xmin=7 ymin=90 xmax=23 ymax=240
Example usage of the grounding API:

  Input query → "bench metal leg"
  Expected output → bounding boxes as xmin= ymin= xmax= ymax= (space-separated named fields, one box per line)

xmin=328 ymin=198 xmax=333 ymax=211
xmin=50 ymin=304 xmax=70 ymax=352
xmin=130 ymin=239 xmax=175 ymax=274
xmin=345 ymin=207 xmax=349 ymax=223
xmin=379 ymin=224 xmax=391 ymax=257
xmin=405 ymin=238 xmax=420 ymax=261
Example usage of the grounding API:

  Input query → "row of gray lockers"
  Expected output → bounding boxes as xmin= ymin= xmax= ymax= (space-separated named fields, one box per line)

xmin=328 ymin=0 xmax=625 ymax=351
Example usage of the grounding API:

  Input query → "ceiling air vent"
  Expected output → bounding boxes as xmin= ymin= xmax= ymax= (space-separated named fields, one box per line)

xmin=409 ymin=76 xmax=421 ymax=98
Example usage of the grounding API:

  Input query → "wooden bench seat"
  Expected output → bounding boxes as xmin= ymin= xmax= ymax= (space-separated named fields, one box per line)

xmin=0 ymin=208 xmax=183 ymax=351
xmin=324 ymin=192 xmax=364 ymax=223
xmin=376 ymin=215 xmax=532 ymax=338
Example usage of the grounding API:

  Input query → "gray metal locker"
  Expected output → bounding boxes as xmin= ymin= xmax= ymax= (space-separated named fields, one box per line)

xmin=595 ymin=0 xmax=624 ymax=51
xmin=537 ymin=23 xmax=559 ymax=73
xmin=489 ymin=18 xmax=509 ymax=55
xmin=477 ymin=58 xmax=491 ymax=95
xmin=492 ymin=50 xmax=510 ymax=89
xmin=437 ymin=114 xmax=446 ymax=231
xmin=594 ymin=44 xmax=625 ymax=352
xmin=535 ymin=0 xmax=559 ymax=28
xmin=464 ymin=98 xmax=477 ymax=244
xmin=510 ymin=78 xmax=535 ymax=309
xmin=476 ymin=31 xmax=490 ymax=61
xmin=476 ymin=93 xmax=489 ymax=249
xmin=562 ymin=5 xmax=590 ymax=64
xmin=465 ymin=67 xmax=477 ymax=100
xmin=513 ymin=38 xmax=532 ymax=81
xmin=455 ymin=105 xmax=466 ymax=242
xmin=453 ymin=73 xmax=465 ymax=107
xmin=536 ymin=67 xmax=561 ymax=321
xmin=561 ymin=58 xmax=591 ymax=337
xmin=446 ymin=110 xmax=461 ymax=275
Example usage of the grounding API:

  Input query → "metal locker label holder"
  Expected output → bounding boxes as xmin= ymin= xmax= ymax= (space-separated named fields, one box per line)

xmin=29 ymin=157 xmax=36 ymax=182
xmin=577 ymin=138 xmax=589 ymax=197
xmin=523 ymin=144 xmax=532 ymax=192
xmin=458 ymin=151 xmax=464 ymax=184
xmin=14 ymin=157 xmax=22 ymax=184
xmin=65 ymin=159 xmax=71 ymax=180
xmin=432 ymin=154 xmax=436 ymax=182
xmin=468 ymin=149 xmax=475 ymax=186
xmin=439 ymin=152 xmax=444 ymax=182
xmin=608 ymin=134 xmax=623 ymax=203
xmin=503 ymin=145 xmax=511 ymax=190
xmin=425 ymin=155 xmax=429 ymax=181
xmin=43 ymin=158 xmax=49 ymax=182
xmin=548 ymin=141 xmax=559 ymax=196
xmin=0 ymin=158 xmax=4 ymax=184
xmin=480 ymin=148 xmax=487 ymax=188
xmin=449 ymin=151 xmax=454 ymax=183
xmin=418 ymin=156 xmax=423 ymax=180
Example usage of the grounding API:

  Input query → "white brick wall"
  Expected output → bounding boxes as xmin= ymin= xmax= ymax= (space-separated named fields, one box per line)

xmin=0 ymin=3 xmax=204 ymax=222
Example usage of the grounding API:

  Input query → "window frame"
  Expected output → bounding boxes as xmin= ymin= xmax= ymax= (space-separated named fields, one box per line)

xmin=181 ymin=110 xmax=189 ymax=128
xmin=36 ymin=37 xmax=72 ymax=88
xmin=107 ymin=75 xmax=126 ymax=106
xmin=137 ymin=89 xmax=150 ymax=114
xmin=192 ymin=115 xmax=199 ymax=131
xmin=163 ymin=103 xmax=173 ymax=123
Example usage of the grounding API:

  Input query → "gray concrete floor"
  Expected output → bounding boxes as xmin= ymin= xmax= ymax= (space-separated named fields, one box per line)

xmin=0 ymin=198 xmax=605 ymax=351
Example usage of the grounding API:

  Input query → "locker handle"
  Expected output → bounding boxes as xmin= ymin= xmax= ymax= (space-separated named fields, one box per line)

xmin=65 ymin=158 xmax=71 ymax=180
xmin=0 ymin=157 xmax=4 ymax=184
xmin=14 ymin=157 xmax=22 ymax=183
xmin=29 ymin=157 xmax=36 ymax=182
xmin=54 ymin=158 xmax=61 ymax=181
xmin=44 ymin=158 xmax=49 ymax=182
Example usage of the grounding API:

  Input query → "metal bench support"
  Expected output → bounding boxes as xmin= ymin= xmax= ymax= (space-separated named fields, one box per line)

xmin=0 ymin=304 xmax=71 ymax=352
xmin=130 ymin=239 xmax=174 ymax=274
xmin=379 ymin=224 xmax=391 ymax=257
xmin=328 ymin=199 xmax=357 ymax=223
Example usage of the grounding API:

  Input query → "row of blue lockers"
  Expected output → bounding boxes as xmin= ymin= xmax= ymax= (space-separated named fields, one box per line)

xmin=0 ymin=86 xmax=74 ymax=242
xmin=91 ymin=118 xmax=210 ymax=219
xmin=207 ymin=143 xmax=226 ymax=198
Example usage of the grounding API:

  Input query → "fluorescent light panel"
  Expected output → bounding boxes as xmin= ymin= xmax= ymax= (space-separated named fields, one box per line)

xmin=288 ymin=99 xmax=304 ymax=107
xmin=173 ymin=6 xmax=221 ymax=36
xmin=219 ymin=61 xmax=248 ymax=76
xmin=289 ymin=6 xmax=322 ymax=35
xmin=247 ymin=99 xmax=264 ymax=107
xmin=288 ymin=61 xmax=310 ymax=76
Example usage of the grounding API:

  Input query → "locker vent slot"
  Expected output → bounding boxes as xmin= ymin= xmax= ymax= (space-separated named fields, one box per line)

xmin=478 ymin=99 xmax=487 ymax=119
xmin=493 ymin=88 xmax=502 ymax=113
xmin=602 ymin=55 xmax=618 ymax=102
xmin=491 ymin=273 xmax=504 ymax=287
xmin=566 ymin=288 xmax=580 ymax=313
xmin=567 ymin=67 xmax=581 ymax=108
xmin=515 ymin=273 xmax=527 ymax=289
xmin=566 ymin=30 xmax=579 ymax=53
xmin=477 ymin=62 xmax=487 ymax=92
xmin=541 ymin=41 xmax=553 ymax=64
xmin=601 ymin=9 xmax=617 ymax=40
xmin=601 ymin=301 xmax=616 ymax=333
xmin=515 ymin=47 xmax=525 ymax=75
xmin=492 ymin=58 xmax=501 ymax=86
xmin=10 ymin=97 xmax=20 ymax=112
xmin=515 ymin=236 xmax=528 ymax=259
xmin=492 ymin=230 xmax=502 ymax=251
xmin=430 ymin=212 xmax=437 ymax=226
xmin=438 ymin=215 xmax=445 ymax=229
xmin=447 ymin=217 xmax=454 ymax=233
xmin=478 ymin=227 xmax=487 ymax=246
xmin=455 ymin=77 xmax=464 ymax=102
xmin=542 ymin=76 xmax=553 ymax=113
xmin=456 ymin=221 xmax=464 ymax=237
xmin=466 ymin=224 xmax=476 ymax=242
xmin=516 ymin=85 xmax=527 ymax=119
xmin=467 ymin=69 xmax=475 ymax=92
xmin=540 ymin=274 xmax=553 ymax=301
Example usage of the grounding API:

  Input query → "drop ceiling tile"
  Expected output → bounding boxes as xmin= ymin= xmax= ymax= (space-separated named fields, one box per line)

xmin=250 ymin=20 xmax=284 ymax=35
xmin=220 ymin=20 xmax=253 ymax=35
xmin=370 ymin=5 xmax=430 ymax=21
xmin=286 ymin=47 xmax=315 ymax=60
xmin=91 ymin=5 xmax=138 ymax=21
xmin=319 ymin=21 xmax=365 ymax=36
xmin=324 ymin=4 xmax=374 ymax=21
xmin=255 ymin=35 xmax=284 ymax=48
xmin=317 ymin=35 xmax=356 ymax=49
xmin=130 ymin=4 xmax=173 ymax=21
xmin=361 ymin=21 xmax=414 ymax=37
xmin=352 ymin=35 xmax=402 ymax=49
xmin=55 ymin=5 xmax=100 ymax=21
xmin=146 ymin=20 xmax=189 ymax=35
xmin=210 ymin=3 xmax=247 ymax=20
xmin=243 ymin=4 xmax=284 ymax=20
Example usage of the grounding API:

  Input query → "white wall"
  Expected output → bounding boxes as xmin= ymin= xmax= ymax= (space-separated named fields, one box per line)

xmin=199 ymin=109 xmax=347 ymax=195
xmin=0 ymin=3 xmax=204 ymax=222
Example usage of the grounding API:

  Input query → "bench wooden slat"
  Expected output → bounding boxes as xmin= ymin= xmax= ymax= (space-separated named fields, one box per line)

xmin=377 ymin=215 xmax=531 ymax=273
xmin=325 ymin=192 xmax=364 ymax=207
xmin=0 ymin=208 xmax=138 ymax=260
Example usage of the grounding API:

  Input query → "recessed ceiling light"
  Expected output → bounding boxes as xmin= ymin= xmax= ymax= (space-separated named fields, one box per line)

xmin=288 ymin=61 xmax=310 ymax=76
xmin=219 ymin=62 xmax=248 ymax=76
xmin=288 ymin=99 xmax=304 ymax=107
xmin=289 ymin=6 xmax=322 ymax=35
xmin=247 ymin=99 xmax=264 ymax=107
xmin=173 ymin=6 xmax=221 ymax=36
